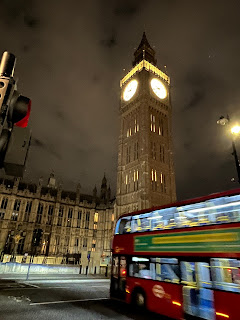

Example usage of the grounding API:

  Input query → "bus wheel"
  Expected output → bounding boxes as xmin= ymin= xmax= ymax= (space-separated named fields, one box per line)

xmin=132 ymin=290 xmax=146 ymax=309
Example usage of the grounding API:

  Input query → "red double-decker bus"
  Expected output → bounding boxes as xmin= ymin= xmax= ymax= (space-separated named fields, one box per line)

xmin=110 ymin=188 xmax=240 ymax=320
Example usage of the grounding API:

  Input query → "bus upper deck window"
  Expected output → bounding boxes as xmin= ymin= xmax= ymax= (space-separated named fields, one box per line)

xmin=118 ymin=217 xmax=131 ymax=234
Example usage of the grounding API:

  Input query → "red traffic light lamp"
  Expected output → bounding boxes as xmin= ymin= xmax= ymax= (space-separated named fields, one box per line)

xmin=8 ymin=91 xmax=31 ymax=128
xmin=0 ymin=51 xmax=32 ymax=177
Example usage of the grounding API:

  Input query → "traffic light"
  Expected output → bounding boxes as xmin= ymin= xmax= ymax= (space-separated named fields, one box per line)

xmin=0 ymin=51 xmax=31 ymax=177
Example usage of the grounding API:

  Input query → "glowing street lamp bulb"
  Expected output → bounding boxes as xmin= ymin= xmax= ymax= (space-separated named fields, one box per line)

xmin=231 ymin=125 xmax=240 ymax=135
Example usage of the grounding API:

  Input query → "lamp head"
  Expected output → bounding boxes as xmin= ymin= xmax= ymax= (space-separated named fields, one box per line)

xmin=217 ymin=116 xmax=229 ymax=126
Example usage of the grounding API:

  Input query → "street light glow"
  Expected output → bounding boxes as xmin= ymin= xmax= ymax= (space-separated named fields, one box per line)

xmin=217 ymin=114 xmax=240 ymax=184
xmin=231 ymin=125 xmax=240 ymax=135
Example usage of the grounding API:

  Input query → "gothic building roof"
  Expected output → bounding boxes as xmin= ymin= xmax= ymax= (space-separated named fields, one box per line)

xmin=41 ymin=186 xmax=58 ymax=197
xmin=0 ymin=176 xmax=114 ymax=206
xmin=61 ymin=190 xmax=76 ymax=201
xmin=133 ymin=32 xmax=157 ymax=66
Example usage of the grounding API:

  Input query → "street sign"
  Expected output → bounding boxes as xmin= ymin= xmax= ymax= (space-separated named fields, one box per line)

xmin=100 ymin=256 xmax=110 ymax=266
xmin=87 ymin=251 xmax=91 ymax=260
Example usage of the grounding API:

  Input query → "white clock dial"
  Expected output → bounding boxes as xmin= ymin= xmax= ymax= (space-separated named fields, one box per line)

xmin=123 ymin=79 xmax=138 ymax=101
xmin=151 ymin=78 xmax=167 ymax=99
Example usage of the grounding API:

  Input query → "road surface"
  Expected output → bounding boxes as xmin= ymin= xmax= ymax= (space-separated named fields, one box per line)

xmin=0 ymin=277 xmax=169 ymax=320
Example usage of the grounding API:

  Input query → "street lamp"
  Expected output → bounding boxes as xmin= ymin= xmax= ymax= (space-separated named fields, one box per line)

xmin=217 ymin=115 xmax=240 ymax=184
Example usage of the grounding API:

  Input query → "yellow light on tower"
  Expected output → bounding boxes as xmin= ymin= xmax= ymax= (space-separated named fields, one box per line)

xmin=231 ymin=125 xmax=240 ymax=135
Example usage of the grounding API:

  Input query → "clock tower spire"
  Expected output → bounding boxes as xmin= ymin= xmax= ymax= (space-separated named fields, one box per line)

xmin=116 ymin=34 xmax=176 ymax=218
xmin=133 ymin=32 xmax=157 ymax=66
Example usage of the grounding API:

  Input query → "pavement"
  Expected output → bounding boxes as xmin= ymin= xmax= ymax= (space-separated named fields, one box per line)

xmin=0 ymin=276 xmax=170 ymax=320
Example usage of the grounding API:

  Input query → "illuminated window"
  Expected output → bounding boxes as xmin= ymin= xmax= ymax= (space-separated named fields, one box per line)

xmin=127 ymin=127 xmax=132 ymax=137
xmin=94 ymin=213 xmax=98 ymax=229
xmin=92 ymin=239 xmax=96 ymax=251
xmin=125 ymin=174 xmax=130 ymax=193
xmin=159 ymin=119 xmax=164 ymax=136
xmin=151 ymin=169 xmax=157 ymax=181
xmin=134 ymin=169 xmax=139 ymax=191
xmin=151 ymin=169 xmax=157 ymax=191
xmin=160 ymin=173 xmax=166 ymax=193
xmin=150 ymin=114 xmax=156 ymax=132
xmin=112 ymin=213 xmax=114 ymax=221
xmin=134 ymin=117 xmax=139 ymax=133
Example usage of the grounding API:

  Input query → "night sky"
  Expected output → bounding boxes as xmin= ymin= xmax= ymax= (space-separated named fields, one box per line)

xmin=0 ymin=0 xmax=240 ymax=201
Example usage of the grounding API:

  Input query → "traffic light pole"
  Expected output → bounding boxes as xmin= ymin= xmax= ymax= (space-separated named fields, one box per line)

xmin=0 ymin=52 xmax=16 ymax=160
xmin=226 ymin=115 xmax=240 ymax=184
xmin=26 ymin=257 xmax=31 ymax=280
xmin=232 ymin=139 xmax=240 ymax=184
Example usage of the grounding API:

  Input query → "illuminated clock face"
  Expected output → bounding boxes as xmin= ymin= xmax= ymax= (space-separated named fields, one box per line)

xmin=123 ymin=79 xmax=138 ymax=101
xmin=151 ymin=78 xmax=167 ymax=99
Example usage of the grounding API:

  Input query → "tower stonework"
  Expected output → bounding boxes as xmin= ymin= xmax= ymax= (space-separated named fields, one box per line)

xmin=116 ymin=33 xmax=176 ymax=218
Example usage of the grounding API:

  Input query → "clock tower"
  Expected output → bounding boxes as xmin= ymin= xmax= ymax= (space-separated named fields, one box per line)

xmin=116 ymin=33 xmax=176 ymax=218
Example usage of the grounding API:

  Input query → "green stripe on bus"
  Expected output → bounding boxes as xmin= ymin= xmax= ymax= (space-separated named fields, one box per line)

xmin=134 ymin=227 xmax=240 ymax=252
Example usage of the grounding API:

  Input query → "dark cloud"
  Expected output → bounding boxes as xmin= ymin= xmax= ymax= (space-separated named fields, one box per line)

xmin=92 ymin=75 xmax=101 ymax=83
xmin=22 ymin=44 xmax=30 ymax=53
xmin=100 ymin=34 xmax=117 ymax=48
xmin=114 ymin=4 xmax=138 ymax=17
xmin=185 ymin=90 xmax=205 ymax=110
xmin=183 ymin=142 xmax=192 ymax=151
xmin=31 ymin=138 xmax=61 ymax=160
xmin=24 ymin=14 xmax=38 ymax=29
xmin=55 ymin=110 xmax=65 ymax=121
xmin=0 ymin=0 xmax=38 ymax=28
xmin=31 ymin=137 xmax=45 ymax=148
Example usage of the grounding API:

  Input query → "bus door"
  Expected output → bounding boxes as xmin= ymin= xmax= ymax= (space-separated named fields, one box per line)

xmin=110 ymin=255 xmax=127 ymax=300
xmin=181 ymin=261 xmax=215 ymax=320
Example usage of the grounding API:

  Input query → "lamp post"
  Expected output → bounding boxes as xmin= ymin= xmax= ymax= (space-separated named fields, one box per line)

xmin=217 ymin=115 xmax=240 ymax=184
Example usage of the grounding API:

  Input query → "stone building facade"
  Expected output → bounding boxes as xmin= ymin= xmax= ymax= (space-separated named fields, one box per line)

xmin=116 ymin=33 xmax=176 ymax=218
xmin=0 ymin=174 xmax=114 ymax=274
